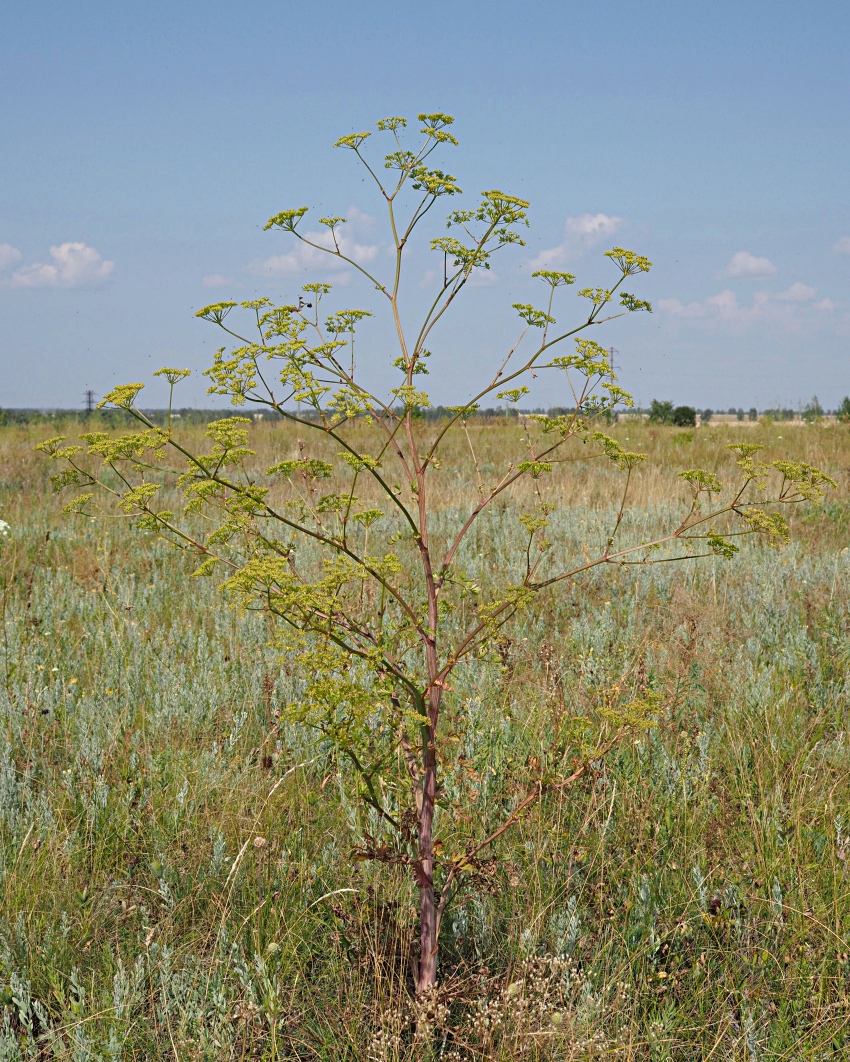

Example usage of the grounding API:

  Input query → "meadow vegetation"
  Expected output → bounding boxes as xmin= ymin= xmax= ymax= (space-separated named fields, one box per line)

xmin=33 ymin=111 xmax=835 ymax=1009
xmin=1 ymin=418 xmax=850 ymax=1058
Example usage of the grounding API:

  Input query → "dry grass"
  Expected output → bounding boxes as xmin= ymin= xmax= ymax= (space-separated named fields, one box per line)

xmin=0 ymin=418 xmax=849 ymax=1058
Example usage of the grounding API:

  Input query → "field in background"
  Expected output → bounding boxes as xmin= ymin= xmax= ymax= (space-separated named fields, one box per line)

xmin=1 ymin=419 xmax=849 ymax=1059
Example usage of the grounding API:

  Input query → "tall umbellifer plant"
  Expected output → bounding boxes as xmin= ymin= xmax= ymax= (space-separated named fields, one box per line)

xmin=39 ymin=113 xmax=834 ymax=993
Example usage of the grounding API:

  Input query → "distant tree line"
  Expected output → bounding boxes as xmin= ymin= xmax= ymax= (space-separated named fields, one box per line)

xmin=3 ymin=395 xmax=850 ymax=427
xmin=643 ymin=395 xmax=850 ymax=425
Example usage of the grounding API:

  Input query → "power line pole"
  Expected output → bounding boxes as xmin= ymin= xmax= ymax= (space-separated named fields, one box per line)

xmin=84 ymin=389 xmax=96 ymax=414
xmin=607 ymin=348 xmax=620 ymax=419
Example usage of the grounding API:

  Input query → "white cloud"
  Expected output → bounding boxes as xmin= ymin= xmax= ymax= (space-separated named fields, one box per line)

xmin=345 ymin=205 xmax=377 ymax=233
xmin=528 ymin=212 xmax=625 ymax=270
xmin=247 ymin=211 xmax=379 ymax=280
xmin=468 ymin=268 xmax=500 ymax=288
xmin=565 ymin=213 xmax=624 ymax=242
xmin=0 ymin=244 xmax=22 ymax=271
xmin=202 ymin=273 xmax=236 ymax=288
xmin=10 ymin=242 xmax=114 ymax=289
xmin=834 ymin=236 xmax=850 ymax=255
xmin=418 ymin=265 xmax=500 ymax=289
xmin=723 ymin=250 xmax=777 ymax=279
xmin=659 ymin=289 xmax=742 ymax=320
xmin=775 ymin=282 xmax=816 ymax=302
xmin=659 ymin=280 xmax=833 ymax=330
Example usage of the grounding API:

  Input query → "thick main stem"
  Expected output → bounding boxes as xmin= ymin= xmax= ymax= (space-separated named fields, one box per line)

xmin=416 ymin=549 xmax=442 ymax=991
xmin=417 ymin=679 xmax=442 ymax=992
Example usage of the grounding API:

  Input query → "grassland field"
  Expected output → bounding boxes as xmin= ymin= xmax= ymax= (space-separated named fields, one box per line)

xmin=0 ymin=417 xmax=849 ymax=1060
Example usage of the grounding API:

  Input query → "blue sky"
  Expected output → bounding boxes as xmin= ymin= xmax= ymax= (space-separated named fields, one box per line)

xmin=2 ymin=0 xmax=848 ymax=411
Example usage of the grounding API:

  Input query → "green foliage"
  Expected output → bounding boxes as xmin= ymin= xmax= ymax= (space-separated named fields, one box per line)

xmin=648 ymin=401 xmax=696 ymax=427
xmin=802 ymin=394 xmax=824 ymax=423
xmin=37 ymin=111 xmax=833 ymax=996
xmin=648 ymin=399 xmax=674 ymax=424
xmin=671 ymin=405 xmax=696 ymax=427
